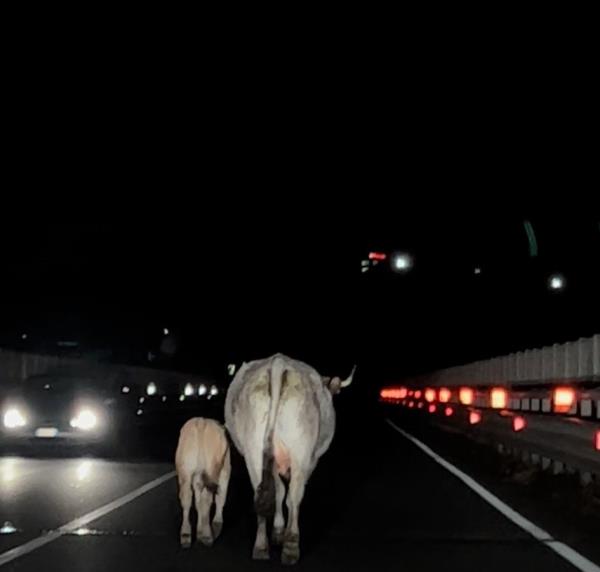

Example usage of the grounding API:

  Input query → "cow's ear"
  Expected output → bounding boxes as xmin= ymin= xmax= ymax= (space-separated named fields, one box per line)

xmin=328 ymin=376 xmax=342 ymax=395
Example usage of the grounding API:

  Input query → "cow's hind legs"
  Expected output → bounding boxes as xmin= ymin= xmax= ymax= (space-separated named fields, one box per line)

xmin=212 ymin=451 xmax=231 ymax=540
xmin=272 ymin=473 xmax=286 ymax=546
xmin=248 ymin=459 xmax=271 ymax=560
xmin=178 ymin=475 xmax=193 ymax=548
xmin=193 ymin=476 xmax=214 ymax=547
xmin=281 ymin=466 xmax=306 ymax=565
xmin=252 ymin=516 xmax=270 ymax=560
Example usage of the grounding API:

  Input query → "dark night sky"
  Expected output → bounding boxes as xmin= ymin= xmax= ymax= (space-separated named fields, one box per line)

xmin=1 ymin=212 xmax=598 ymax=385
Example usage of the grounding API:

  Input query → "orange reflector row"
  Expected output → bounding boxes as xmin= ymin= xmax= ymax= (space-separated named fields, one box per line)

xmin=383 ymin=385 xmax=587 ymax=430
xmin=380 ymin=387 xmax=408 ymax=400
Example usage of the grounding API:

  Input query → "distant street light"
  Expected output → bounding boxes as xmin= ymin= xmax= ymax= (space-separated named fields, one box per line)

xmin=548 ymin=274 xmax=565 ymax=291
xmin=391 ymin=253 xmax=413 ymax=273
xmin=163 ymin=328 xmax=170 ymax=336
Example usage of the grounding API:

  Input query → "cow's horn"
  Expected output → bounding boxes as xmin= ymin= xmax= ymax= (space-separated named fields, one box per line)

xmin=340 ymin=365 xmax=356 ymax=388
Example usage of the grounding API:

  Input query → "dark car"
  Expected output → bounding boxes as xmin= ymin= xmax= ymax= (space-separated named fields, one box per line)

xmin=0 ymin=368 xmax=133 ymax=448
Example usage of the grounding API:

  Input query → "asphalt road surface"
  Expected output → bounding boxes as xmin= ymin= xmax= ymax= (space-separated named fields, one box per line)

xmin=1 ymin=405 xmax=599 ymax=571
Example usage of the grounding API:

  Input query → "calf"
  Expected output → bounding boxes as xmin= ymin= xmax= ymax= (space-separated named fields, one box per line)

xmin=175 ymin=417 xmax=231 ymax=547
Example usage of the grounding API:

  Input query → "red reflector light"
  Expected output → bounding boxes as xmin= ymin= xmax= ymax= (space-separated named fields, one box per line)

xmin=408 ymin=390 xmax=414 ymax=397
xmin=444 ymin=407 xmax=454 ymax=417
xmin=368 ymin=252 xmax=387 ymax=261
xmin=417 ymin=402 xmax=424 ymax=409
xmin=490 ymin=387 xmax=508 ymax=409
xmin=513 ymin=416 xmax=526 ymax=432
xmin=553 ymin=387 xmax=575 ymax=414
xmin=439 ymin=388 xmax=451 ymax=403
xmin=425 ymin=389 xmax=436 ymax=403
xmin=408 ymin=401 xmax=414 ymax=408
xmin=469 ymin=411 xmax=482 ymax=425
xmin=459 ymin=387 xmax=474 ymax=406
xmin=595 ymin=431 xmax=600 ymax=451
xmin=428 ymin=404 xmax=437 ymax=413
xmin=414 ymin=390 xmax=422 ymax=399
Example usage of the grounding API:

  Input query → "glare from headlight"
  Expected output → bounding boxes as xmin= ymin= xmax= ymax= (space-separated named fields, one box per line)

xmin=121 ymin=385 xmax=130 ymax=394
xmin=70 ymin=409 xmax=98 ymax=430
xmin=210 ymin=385 xmax=219 ymax=396
xmin=76 ymin=461 xmax=92 ymax=481
xmin=184 ymin=383 xmax=194 ymax=396
xmin=198 ymin=384 xmax=207 ymax=396
xmin=146 ymin=382 xmax=157 ymax=396
xmin=3 ymin=409 xmax=26 ymax=429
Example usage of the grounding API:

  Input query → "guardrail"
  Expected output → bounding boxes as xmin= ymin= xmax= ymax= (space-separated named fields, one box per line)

xmin=407 ymin=334 xmax=600 ymax=388
xmin=0 ymin=348 xmax=216 ymax=402
xmin=380 ymin=335 xmax=600 ymax=478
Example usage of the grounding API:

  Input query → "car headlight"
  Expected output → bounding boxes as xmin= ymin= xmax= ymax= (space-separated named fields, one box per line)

xmin=3 ymin=408 xmax=27 ymax=429
xmin=70 ymin=409 xmax=98 ymax=430
xmin=198 ymin=384 xmax=207 ymax=396
xmin=210 ymin=385 xmax=219 ymax=396
xmin=146 ymin=382 xmax=157 ymax=396
xmin=184 ymin=383 xmax=194 ymax=396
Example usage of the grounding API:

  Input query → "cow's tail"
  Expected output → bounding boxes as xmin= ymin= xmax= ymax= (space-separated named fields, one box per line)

xmin=254 ymin=355 xmax=285 ymax=518
xmin=199 ymin=440 xmax=229 ymax=495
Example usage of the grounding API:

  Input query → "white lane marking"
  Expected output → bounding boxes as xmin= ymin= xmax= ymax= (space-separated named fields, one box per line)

xmin=386 ymin=419 xmax=600 ymax=572
xmin=0 ymin=470 xmax=176 ymax=567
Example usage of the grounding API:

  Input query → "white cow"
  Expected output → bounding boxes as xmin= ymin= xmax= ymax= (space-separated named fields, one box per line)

xmin=225 ymin=353 xmax=354 ymax=565
xmin=175 ymin=417 xmax=231 ymax=548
